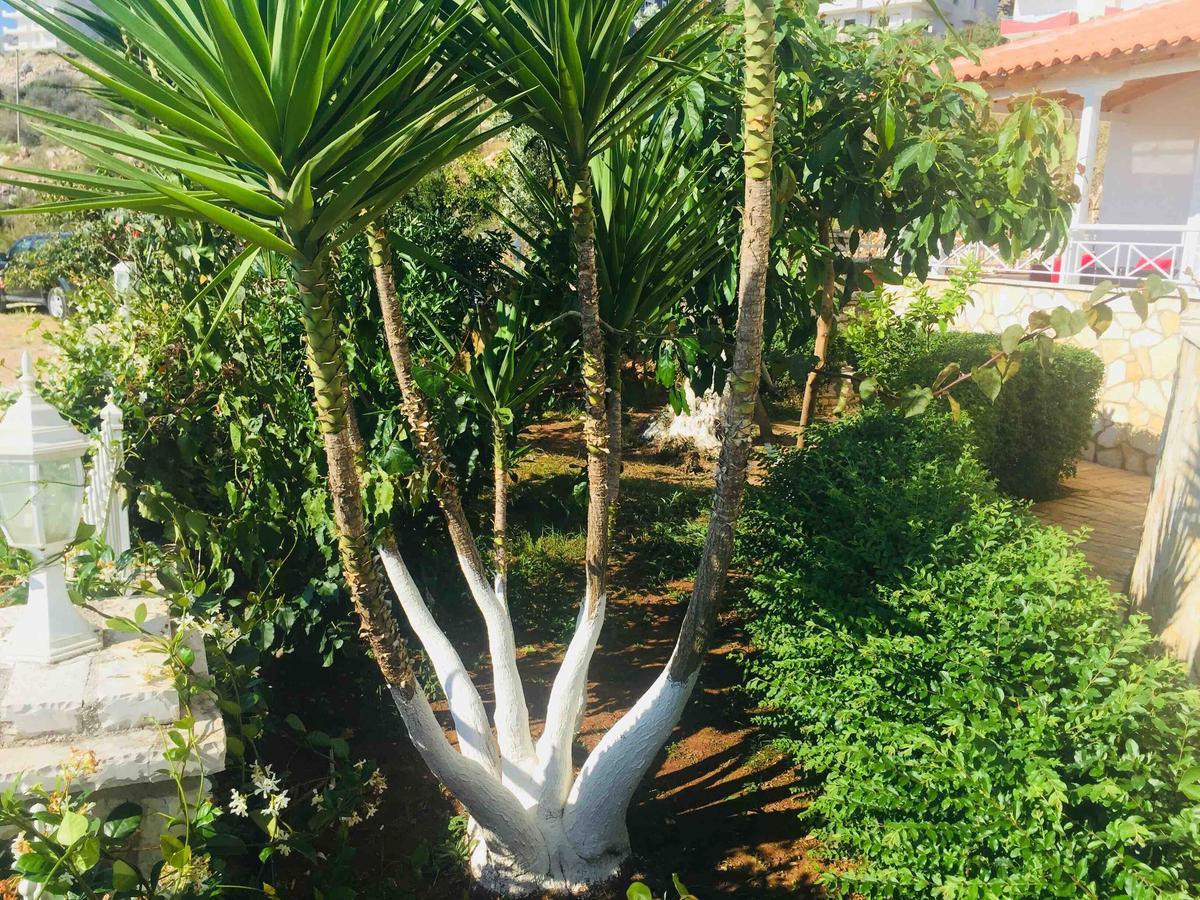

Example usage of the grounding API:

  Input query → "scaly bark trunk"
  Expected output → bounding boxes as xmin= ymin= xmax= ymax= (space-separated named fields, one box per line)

xmin=492 ymin=419 xmax=510 ymax=601
xmin=366 ymin=226 xmax=536 ymax=779
xmin=798 ymin=218 xmax=835 ymax=442
xmin=668 ymin=0 xmax=775 ymax=681
xmin=564 ymin=0 xmax=777 ymax=858
xmin=605 ymin=352 xmax=623 ymax=532
xmin=574 ymin=167 xmax=611 ymax=615
xmin=294 ymin=256 xmax=412 ymax=691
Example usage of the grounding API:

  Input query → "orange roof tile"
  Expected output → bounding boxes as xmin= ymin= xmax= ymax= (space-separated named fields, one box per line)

xmin=955 ymin=0 xmax=1200 ymax=82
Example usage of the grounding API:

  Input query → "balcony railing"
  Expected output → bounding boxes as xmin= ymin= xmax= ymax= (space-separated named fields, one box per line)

xmin=933 ymin=223 xmax=1200 ymax=288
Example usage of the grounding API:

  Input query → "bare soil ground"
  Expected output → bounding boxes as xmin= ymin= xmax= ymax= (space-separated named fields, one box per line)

xmin=0 ymin=310 xmax=58 ymax=385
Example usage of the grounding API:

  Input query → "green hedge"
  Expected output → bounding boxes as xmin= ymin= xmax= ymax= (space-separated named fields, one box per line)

xmin=739 ymin=408 xmax=1200 ymax=898
xmin=897 ymin=331 xmax=1104 ymax=500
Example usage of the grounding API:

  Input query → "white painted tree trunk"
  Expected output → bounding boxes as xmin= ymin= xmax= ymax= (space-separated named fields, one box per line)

xmin=377 ymin=548 xmax=700 ymax=896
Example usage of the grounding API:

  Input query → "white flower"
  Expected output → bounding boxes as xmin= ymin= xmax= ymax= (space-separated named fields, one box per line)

xmin=229 ymin=790 xmax=249 ymax=817
xmin=265 ymin=790 xmax=290 ymax=816
xmin=276 ymin=842 xmax=292 ymax=857
xmin=341 ymin=812 xmax=362 ymax=828
xmin=310 ymin=789 xmax=325 ymax=811
xmin=250 ymin=763 xmax=280 ymax=798
xmin=10 ymin=831 xmax=32 ymax=858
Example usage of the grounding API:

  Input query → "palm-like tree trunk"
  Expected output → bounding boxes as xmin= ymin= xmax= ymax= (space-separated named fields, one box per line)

xmin=573 ymin=167 xmax=611 ymax=615
xmin=492 ymin=420 xmax=510 ymax=600
xmin=293 ymin=256 xmax=412 ymax=691
xmin=605 ymin=351 xmax=623 ymax=531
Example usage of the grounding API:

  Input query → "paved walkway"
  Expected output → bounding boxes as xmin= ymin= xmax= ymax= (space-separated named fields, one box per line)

xmin=1032 ymin=461 xmax=1153 ymax=593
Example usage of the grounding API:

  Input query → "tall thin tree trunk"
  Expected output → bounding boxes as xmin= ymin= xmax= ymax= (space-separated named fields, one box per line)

xmin=668 ymin=0 xmax=774 ymax=681
xmin=366 ymin=226 xmax=536 ymax=777
xmin=605 ymin=352 xmax=623 ymax=531
xmin=563 ymin=0 xmax=777 ymax=856
xmin=492 ymin=419 xmax=510 ymax=601
xmin=293 ymin=256 xmax=412 ymax=691
xmin=573 ymin=167 xmax=611 ymax=615
xmin=798 ymin=218 xmax=835 ymax=441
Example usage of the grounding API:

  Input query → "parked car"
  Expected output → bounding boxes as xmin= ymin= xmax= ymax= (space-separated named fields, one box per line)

xmin=0 ymin=232 xmax=75 ymax=318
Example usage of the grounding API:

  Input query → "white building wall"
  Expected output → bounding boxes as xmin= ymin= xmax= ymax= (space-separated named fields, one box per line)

xmin=1012 ymin=0 xmax=1166 ymax=20
xmin=821 ymin=0 xmax=998 ymax=30
xmin=2 ymin=1 xmax=96 ymax=52
xmin=1099 ymin=76 xmax=1200 ymax=228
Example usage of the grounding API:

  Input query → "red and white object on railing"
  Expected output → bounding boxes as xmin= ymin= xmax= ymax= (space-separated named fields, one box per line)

xmin=934 ymin=223 xmax=1200 ymax=288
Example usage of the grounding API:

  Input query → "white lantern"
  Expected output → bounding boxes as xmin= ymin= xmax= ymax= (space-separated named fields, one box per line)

xmin=0 ymin=353 xmax=99 ymax=664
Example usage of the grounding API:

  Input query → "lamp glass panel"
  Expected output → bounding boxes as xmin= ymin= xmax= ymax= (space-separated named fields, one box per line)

xmin=0 ymin=461 xmax=35 ymax=546
xmin=35 ymin=459 xmax=84 ymax=546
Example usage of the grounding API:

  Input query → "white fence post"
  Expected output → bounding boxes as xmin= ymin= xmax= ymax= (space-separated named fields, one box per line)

xmin=82 ymin=395 xmax=131 ymax=556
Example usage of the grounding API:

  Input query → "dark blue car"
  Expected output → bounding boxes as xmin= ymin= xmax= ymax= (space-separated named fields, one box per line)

xmin=0 ymin=232 xmax=75 ymax=318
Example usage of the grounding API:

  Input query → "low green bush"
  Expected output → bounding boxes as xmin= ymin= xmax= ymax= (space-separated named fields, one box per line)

xmin=740 ymin=408 xmax=1200 ymax=898
xmin=896 ymin=331 xmax=1104 ymax=500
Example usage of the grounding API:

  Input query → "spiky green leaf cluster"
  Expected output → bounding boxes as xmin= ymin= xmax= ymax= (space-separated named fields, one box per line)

xmin=4 ymin=0 xmax=489 ymax=259
xmin=459 ymin=0 xmax=718 ymax=173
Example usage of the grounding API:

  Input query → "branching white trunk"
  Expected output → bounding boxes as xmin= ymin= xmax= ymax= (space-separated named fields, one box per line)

xmin=379 ymin=547 xmax=499 ymax=774
xmin=388 ymin=685 xmax=549 ymax=877
xmin=563 ymin=667 xmax=697 ymax=858
xmin=455 ymin=548 xmax=538 ymax=791
xmin=535 ymin=590 xmax=607 ymax=813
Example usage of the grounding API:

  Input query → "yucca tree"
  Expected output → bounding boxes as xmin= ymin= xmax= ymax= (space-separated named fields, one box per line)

xmin=10 ymin=0 xmax=778 ymax=893
xmin=0 ymin=0 xmax=512 ymax=797
xmin=462 ymin=0 xmax=716 ymax=615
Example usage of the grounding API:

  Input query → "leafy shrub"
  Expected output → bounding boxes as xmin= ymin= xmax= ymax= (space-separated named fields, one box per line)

xmin=838 ymin=264 xmax=979 ymax=377
xmin=740 ymin=409 xmax=1200 ymax=898
xmin=898 ymin=331 xmax=1103 ymax=499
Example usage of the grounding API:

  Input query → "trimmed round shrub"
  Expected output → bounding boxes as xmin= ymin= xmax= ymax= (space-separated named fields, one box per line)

xmin=898 ymin=331 xmax=1104 ymax=500
xmin=739 ymin=409 xmax=1200 ymax=898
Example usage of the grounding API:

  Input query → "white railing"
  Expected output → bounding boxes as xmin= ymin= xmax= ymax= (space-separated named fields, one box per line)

xmin=82 ymin=396 xmax=131 ymax=556
xmin=934 ymin=223 xmax=1200 ymax=288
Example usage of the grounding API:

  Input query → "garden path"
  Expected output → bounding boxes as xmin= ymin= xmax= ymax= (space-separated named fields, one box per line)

xmin=1032 ymin=460 xmax=1152 ymax=593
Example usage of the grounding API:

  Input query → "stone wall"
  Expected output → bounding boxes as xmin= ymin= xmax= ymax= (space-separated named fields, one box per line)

xmin=930 ymin=276 xmax=1184 ymax=477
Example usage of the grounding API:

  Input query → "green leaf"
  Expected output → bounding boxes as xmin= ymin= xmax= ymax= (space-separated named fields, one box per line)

xmin=71 ymin=834 xmax=101 ymax=870
xmin=1086 ymin=303 xmax=1113 ymax=336
xmin=102 ymin=802 xmax=143 ymax=841
xmin=971 ymin=364 xmax=1002 ymax=402
xmin=859 ymin=376 xmax=879 ymax=401
xmin=1001 ymin=323 xmax=1025 ymax=354
xmin=1180 ymin=766 xmax=1200 ymax=801
xmin=672 ymin=874 xmax=695 ymax=899
xmin=1006 ymin=164 xmax=1024 ymax=198
xmin=878 ymin=97 xmax=897 ymax=150
xmin=902 ymin=386 xmax=933 ymax=417
xmin=627 ymin=885 xmax=653 ymax=900
xmin=1089 ymin=280 xmax=1115 ymax=304
xmin=1050 ymin=305 xmax=1079 ymax=337
xmin=57 ymin=809 xmax=90 ymax=846
xmin=112 ymin=859 xmax=140 ymax=891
